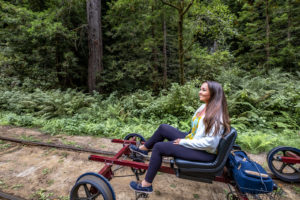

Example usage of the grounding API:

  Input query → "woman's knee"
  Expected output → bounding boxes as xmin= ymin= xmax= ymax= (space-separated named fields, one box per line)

xmin=152 ymin=142 xmax=164 ymax=152
xmin=157 ymin=124 xmax=169 ymax=132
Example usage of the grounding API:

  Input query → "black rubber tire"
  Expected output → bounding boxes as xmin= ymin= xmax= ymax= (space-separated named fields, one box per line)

xmin=70 ymin=173 xmax=115 ymax=200
xmin=124 ymin=133 xmax=147 ymax=177
xmin=70 ymin=180 xmax=107 ymax=200
xmin=267 ymin=146 xmax=300 ymax=183
xmin=123 ymin=133 xmax=146 ymax=147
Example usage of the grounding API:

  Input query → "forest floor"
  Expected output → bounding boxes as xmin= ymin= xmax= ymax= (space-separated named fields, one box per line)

xmin=0 ymin=125 xmax=299 ymax=200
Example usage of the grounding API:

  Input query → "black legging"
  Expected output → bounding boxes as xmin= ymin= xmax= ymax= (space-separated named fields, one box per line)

xmin=144 ymin=124 xmax=216 ymax=183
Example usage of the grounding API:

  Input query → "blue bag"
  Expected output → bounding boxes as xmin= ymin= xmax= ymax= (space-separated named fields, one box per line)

xmin=228 ymin=150 xmax=274 ymax=194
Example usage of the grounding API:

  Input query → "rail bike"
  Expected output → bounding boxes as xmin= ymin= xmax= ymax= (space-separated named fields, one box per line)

xmin=69 ymin=128 xmax=284 ymax=200
xmin=267 ymin=146 xmax=300 ymax=183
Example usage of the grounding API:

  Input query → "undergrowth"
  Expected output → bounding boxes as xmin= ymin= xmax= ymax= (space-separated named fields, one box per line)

xmin=0 ymin=68 xmax=299 ymax=153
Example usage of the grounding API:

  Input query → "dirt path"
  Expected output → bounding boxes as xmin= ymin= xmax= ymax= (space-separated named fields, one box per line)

xmin=0 ymin=126 xmax=299 ymax=200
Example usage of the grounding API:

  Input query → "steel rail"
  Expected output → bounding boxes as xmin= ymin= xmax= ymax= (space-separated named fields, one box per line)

xmin=0 ymin=135 xmax=116 ymax=156
xmin=0 ymin=136 xmax=279 ymax=176
xmin=0 ymin=136 xmax=171 ymax=163
xmin=0 ymin=191 xmax=26 ymax=200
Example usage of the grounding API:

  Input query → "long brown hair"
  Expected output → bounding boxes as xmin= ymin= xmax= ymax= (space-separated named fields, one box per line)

xmin=203 ymin=81 xmax=230 ymax=136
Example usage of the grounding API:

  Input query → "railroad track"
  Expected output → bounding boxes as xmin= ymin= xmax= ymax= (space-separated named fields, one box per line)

xmin=0 ymin=191 xmax=26 ymax=200
xmin=0 ymin=135 xmax=117 ymax=156
xmin=0 ymin=136 xmax=170 ymax=163
xmin=0 ymin=135 xmax=282 ymax=200
xmin=0 ymin=135 xmax=134 ymax=200
xmin=0 ymin=135 xmax=122 ymax=200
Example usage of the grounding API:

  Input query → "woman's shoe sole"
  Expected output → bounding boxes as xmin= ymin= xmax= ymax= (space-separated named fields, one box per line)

xmin=129 ymin=185 xmax=153 ymax=194
xmin=129 ymin=148 xmax=148 ymax=157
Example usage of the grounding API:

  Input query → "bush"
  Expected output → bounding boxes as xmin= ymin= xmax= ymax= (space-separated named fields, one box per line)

xmin=0 ymin=68 xmax=299 ymax=153
xmin=217 ymin=67 xmax=300 ymax=152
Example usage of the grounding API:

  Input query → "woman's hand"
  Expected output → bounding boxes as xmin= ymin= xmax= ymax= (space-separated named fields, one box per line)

xmin=173 ymin=138 xmax=181 ymax=145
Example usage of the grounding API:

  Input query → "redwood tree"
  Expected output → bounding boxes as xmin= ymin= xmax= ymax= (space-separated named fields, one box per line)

xmin=87 ymin=0 xmax=103 ymax=93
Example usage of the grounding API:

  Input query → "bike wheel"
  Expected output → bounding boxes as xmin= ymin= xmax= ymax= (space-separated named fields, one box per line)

xmin=267 ymin=146 xmax=300 ymax=183
xmin=124 ymin=133 xmax=147 ymax=177
xmin=123 ymin=133 xmax=146 ymax=148
xmin=70 ymin=172 xmax=115 ymax=200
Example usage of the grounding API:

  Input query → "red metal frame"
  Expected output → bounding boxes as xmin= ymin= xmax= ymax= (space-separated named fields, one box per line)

xmin=280 ymin=151 xmax=300 ymax=164
xmin=89 ymin=139 xmax=174 ymax=180
xmin=111 ymin=139 xmax=145 ymax=145
xmin=89 ymin=138 xmax=249 ymax=200
xmin=280 ymin=156 xmax=300 ymax=164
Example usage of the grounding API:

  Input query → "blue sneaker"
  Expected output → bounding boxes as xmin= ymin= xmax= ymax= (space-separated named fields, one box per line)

xmin=129 ymin=145 xmax=148 ymax=156
xmin=129 ymin=181 xmax=153 ymax=193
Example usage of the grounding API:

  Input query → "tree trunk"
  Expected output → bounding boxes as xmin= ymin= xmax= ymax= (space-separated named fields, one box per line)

xmin=151 ymin=3 xmax=158 ymax=90
xmin=287 ymin=0 xmax=291 ymax=43
xmin=87 ymin=0 xmax=103 ymax=93
xmin=178 ymin=11 xmax=184 ymax=85
xmin=212 ymin=40 xmax=218 ymax=53
xmin=163 ymin=13 xmax=168 ymax=88
xmin=160 ymin=0 xmax=194 ymax=85
xmin=55 ymin=37 xmax=65 ymax=88
xmin=265 ymin=0 xmax=270 ymax=67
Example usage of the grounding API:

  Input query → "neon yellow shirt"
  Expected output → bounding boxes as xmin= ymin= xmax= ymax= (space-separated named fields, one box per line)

xmin=185 ymin=115 xmax=203 ymax=140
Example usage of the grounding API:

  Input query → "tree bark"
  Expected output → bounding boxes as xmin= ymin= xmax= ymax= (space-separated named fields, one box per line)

xmin=87 ymin=0 xmax=103 ymax=93
xmin=151 ymin=2 xmax=159 ymax=91
xmin=287 ymin=0 xmax=291 ymax=43
xmin=163 ymin=13 xmax=168 ymax=88
xmin=178 ymin=9 xmax=184 ymax=85
xmin=265 ymin=0 xmax=270 ymax=67
xmin=55 ymin=41 xmax=63 ymax=86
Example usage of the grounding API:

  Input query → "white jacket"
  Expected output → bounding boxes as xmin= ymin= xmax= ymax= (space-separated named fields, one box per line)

xmin=179 ymin=104 xmax=223 ymax=154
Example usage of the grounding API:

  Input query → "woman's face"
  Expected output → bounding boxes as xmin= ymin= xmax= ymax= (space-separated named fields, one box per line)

xmin=199 ymin=82 xmax=210 ymax=103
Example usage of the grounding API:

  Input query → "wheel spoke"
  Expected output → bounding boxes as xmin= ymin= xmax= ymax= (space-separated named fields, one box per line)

xmin=278 ymin=163 xmax=287 ymax=173
xmin=83 ymin=184 xmax=91 ymax=197
xmin=90 ymin=191 xmax=101 ymax=199
xmin=286 ymin=164 xmax=299 ymax=173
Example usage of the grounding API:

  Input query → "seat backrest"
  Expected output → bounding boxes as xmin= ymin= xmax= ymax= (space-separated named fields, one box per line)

xmin=212 ymin=127 xmax=237 ymax=168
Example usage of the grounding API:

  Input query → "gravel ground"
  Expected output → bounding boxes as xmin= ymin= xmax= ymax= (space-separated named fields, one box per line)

xmin=0 ymin=125 xmax=299 ymax=200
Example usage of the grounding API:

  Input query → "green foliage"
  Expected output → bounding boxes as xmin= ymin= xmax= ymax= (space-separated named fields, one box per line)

xmin=0 ymin=88 xmax=95 ymax=118
xmin=121 ymin=81 xmax=200 ymax=119
xmin=0 ymin=0 xmax=299 ymax=154
xmin=102 ymin=0 xmax=236 ymax=92
xmin=237 ymin=131 xmax=278 ymax=154
xmin=12 ymin=184 xmax=24 ymax=190
xmin=219 ymin=68 xmax=300 ymax=132
xmin=237 ymin=130 xmax=300 ymax=154
xmin=19 ymin=135 xmax=40 ymax=142
xmin=0 ymin=67 xmax=299 ymax=153
xmin=217 ymin=67 xmax=300 ymax=152
xmin=0 ymin=0 xmax=299 ymax=93
xmin=230 ymin=0 xmax=300 ymax=71
xmin=293 ymin=186 xmax=300 ymax=195
xmin=102 ymin=0 xmax=175 ymax=92
xmin=0 ymin=80 xmax=199 ymax=138
xmin=0 ymin=141 xmax=11 ymax=150
xmin=188 ymin=0 xmax=236 ymax=47
xmin=186 ymin=49 xmax=234 ymax=81
xmin=0 ymin=0 xmax=87 ymax=89
xmin=30 ymin=188 xmax=53 ymax=200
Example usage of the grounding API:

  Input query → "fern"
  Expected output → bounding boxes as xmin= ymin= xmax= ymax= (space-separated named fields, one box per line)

xmin=0 ymin=67 xmax=299 ymax=153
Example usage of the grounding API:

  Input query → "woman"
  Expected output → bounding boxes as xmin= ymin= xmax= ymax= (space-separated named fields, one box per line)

xmin=129 ymin=81 xmax=231 ymax=193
